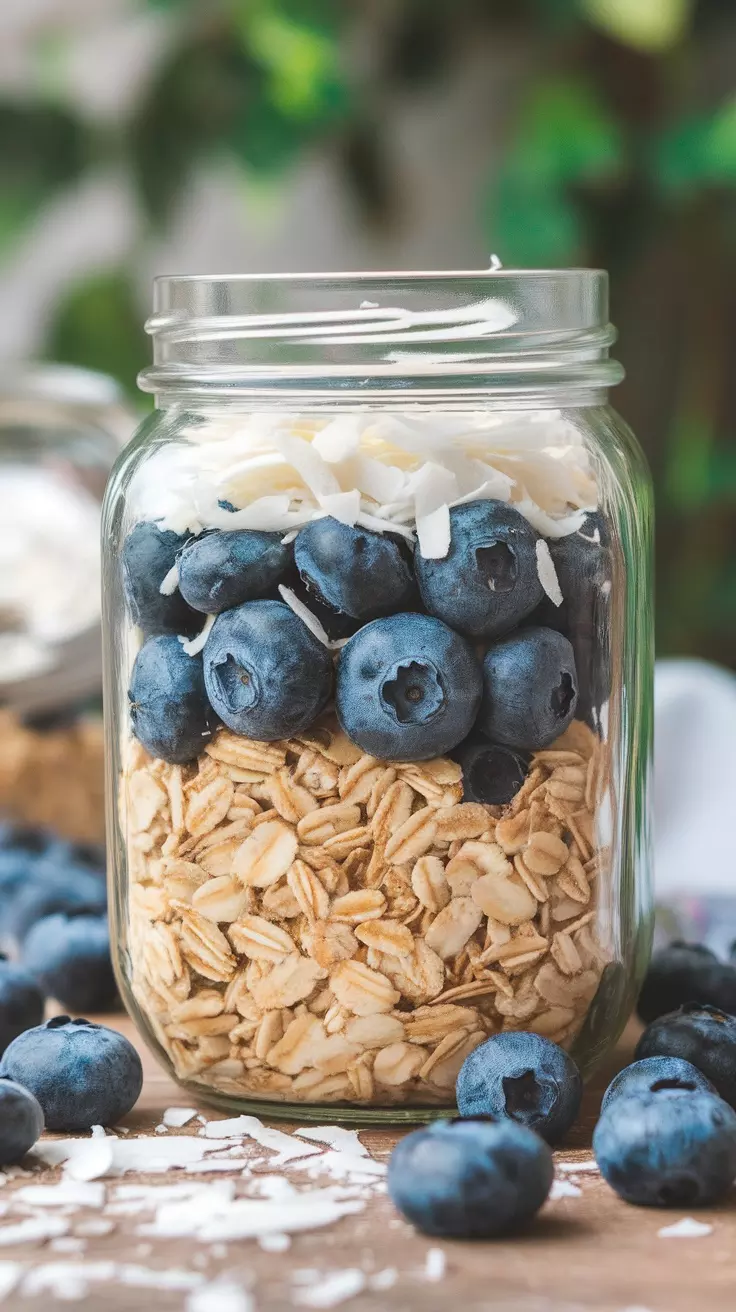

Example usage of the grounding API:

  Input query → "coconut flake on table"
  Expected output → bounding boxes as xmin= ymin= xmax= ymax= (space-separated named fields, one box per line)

xmin=187 ymin=1279 xmax=255 ymax=1312
xmin=0 ymin=1215 xmax=71 ymax=1246
xmin=423 ymin=1248 xmax=447 ymax=1281
xmin=658 ymin=1217 xmax=714 ymax=1239
xmin=294 ymin=1128 xmax=369 ymax=1157
xmin=536 ymin=539 xmax=563 ymax=606
xmin=139 ymin=1190 xmax=365 ymax=1242
xmin=202 ymin=1116 xmax=322 ymax=1165
xmin=13 ymin=1180 xmax=105 ymax=1209
xmin=0 ymin=1262 xmax=20 ymax=1304
xmin=556 ymin=1159 xmax=599 ymax=1174
xmin=292 ymin=1269 xmax=367 ymax=1308
xmin=34 ymin=1134 xmax=249 ymax=1177
xmin=258 ymin=1232 xmax=291 ymax=1253
xmin=549 ymin=1178 xmax=582 ymax=1200
xmin=163 ymin=1107 xmax=198 ymax=1129
xmin=63 ymin=1136 xmax=115 ymax=1182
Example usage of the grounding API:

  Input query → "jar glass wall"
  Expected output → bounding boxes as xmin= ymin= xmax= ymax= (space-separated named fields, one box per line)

xmin=103 ymin=272 xmax=653 ymax=1120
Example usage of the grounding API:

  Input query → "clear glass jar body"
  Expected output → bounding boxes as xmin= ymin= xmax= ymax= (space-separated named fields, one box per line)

xmin=103 ymin=273 xmax=653 ymax=1120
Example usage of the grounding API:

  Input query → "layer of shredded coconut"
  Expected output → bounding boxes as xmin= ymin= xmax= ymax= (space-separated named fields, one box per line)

xmin=126 ymin=411 xmax=598 ymax=568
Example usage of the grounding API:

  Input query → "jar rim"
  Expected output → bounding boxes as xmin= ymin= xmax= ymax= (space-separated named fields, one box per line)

xmin=140 ymin=268 xmax=623 ymax=402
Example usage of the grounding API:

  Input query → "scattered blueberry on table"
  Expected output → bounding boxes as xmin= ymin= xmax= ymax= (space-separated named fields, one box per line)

xmin=0 ymin=957 xmax=44 ymax=1056
xmin=129 ymin=633 xmax=216 ymax=764
xmin=178 ymin=528 xmax=293 ymax=614
xmin=601 ymin=1055 xmax=717 ymax=1113
xmin=22 ymin=911 xmax=117 ymax=1013
xmin=637 ymin=941 xmax=736 ymax=1023
xmin=335 ymin=612 xmax=483 ymax=760
xmin=593 ymin=1086 xmax=736 ymax=1208
xmin=388 ymin=1117 xmax=554 ymax=1238
xmin=0 ymin=1017 xmax=143 ymax=1132
xmin=0 ymin=1079 xmax=44 ymax=1165
xmin=204 ymin=599 xmax=333 ymax=740
xmin=456 ymin=1031 xmax=583 ymax=1145
xmin=635 ymin=1003 xmax=736 ymax=1109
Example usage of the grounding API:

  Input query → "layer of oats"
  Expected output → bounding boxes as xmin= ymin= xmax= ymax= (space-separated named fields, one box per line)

xmin=122 ymin=718 xmax=610 ymax=1106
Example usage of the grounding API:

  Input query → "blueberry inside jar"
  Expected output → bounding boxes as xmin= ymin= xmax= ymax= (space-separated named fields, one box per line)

xmin=102 ymin=270 xmax=653 ymax=1118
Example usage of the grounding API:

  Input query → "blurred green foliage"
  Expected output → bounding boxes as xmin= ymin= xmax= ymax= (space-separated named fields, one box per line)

xmin=0 ymin=0 xmax=735 ymax=663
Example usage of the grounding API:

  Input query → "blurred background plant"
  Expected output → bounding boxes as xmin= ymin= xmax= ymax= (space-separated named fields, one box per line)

xmin=0 ymin=0 xmax=734 ymax=664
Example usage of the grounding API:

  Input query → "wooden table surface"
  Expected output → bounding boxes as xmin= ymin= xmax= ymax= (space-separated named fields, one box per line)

xmin=2 ymin=1016 xmax=735 ymax=1311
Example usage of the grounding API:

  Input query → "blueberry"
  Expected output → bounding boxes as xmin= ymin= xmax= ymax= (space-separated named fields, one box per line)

xmin=456 ymin=1031 xmax=582 ymax=1145
xmin=636 ymin=1004 xmax=736 ymax=1108
xmin=0 ymin=957 xmax=44 ymax=1055
xmin=294 ymin=518 xmax=414 ymax=624
xmin=0 ymin=1017 xmax=143 ymax=1131
xmin=22 ymin=912 xmax=117 ymax=1013
xmin=129 ymin=635 xmax=215 ymax=764
xmin=536 ymin=513 xmax=611 ymax=725
xmin=0 ymin=850 xmax=39 ymax=932
xmin=3 ymin=867 xmax=106 ymax=948
xmin=601 ymin=1056 xmax=717 ymax=1114
xmin=637 ymin=942 xmax=736 ymax=1024
xmin=335 ymin=613 xmax=482 ymax=761
xmin=0 ymin=1080 xmax=44 ymax=1165
xmin=204 ymin=600 xmax=332 ymax=740
xmin=454 ymin=736 xmax=529 ymax=805
xmin=122 ymin=522 xmax=198 ymax=636
xmin=478 ymin=626 xmax=578 ymax=751
xmin=178 ymin=529 xmax=292 ymax=614
xmin=414 ymin=501 xmax=544 ymax=640
xmin=388 ymin=1117 xmax=553 ymax=1238
xmin=593 ymin=1089 xmax=736 ymax=1207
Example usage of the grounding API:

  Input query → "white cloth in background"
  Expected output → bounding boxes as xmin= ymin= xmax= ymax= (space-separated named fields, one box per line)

xmin=654 ymin=659 xmax=736 ymax=896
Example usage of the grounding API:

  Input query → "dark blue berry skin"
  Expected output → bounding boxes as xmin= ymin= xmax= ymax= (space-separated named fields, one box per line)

xmin=478 ymin=626 xmax=578 ymax=751
xmin=637 ymin=943 xmax=736 ymax=1024
xmin=0 ymin=850 xmax=39 ymax=932
xmin=178 ymin=530 xmax=292 ymax=614
xmin=0 ymin=1017 xmax=143 ymax=1131
xmin=454 ymin=736 xmax=529 ymax=806
xmin=457 ymin=1032 xmax=582 ymax=1145
xmin=3 ymin=867 xmax=106 ymax=948
xmin=414 ymin=501 xmax=544 ymax=640
xmin=22 ymin=913 xmax=117 ymax=1013
xmin=295 ymin=518 xmax=415 ymax=624
xmin=593 ymin=1089 xmax=736 ymax=1207
xmin=204 ymin=600 xmax=332 ymax=741
xmin=335 ymin=613 xmax=482 ymax=761
xmin=129 ymin=635 xmax=215 ymax=764
xmin=122 ymin=522 xmax=198 ymax=637
xmin=388 ymin=1117 xmax=554 ymax=1238
xmin=0 ymin=958 xmax=44 ymax=1056
xmin=635 ymin=1005 xmax=736 ymax=1109
xmin=601 ymin=1056 xmax=717 ymax=1115
xmin=0 ymin=1080 xmax=44 ymax=1164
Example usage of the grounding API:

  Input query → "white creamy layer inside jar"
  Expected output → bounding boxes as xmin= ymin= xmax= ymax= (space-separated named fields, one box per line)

xmin=121 ymin=409 xmax=614 ymax=1106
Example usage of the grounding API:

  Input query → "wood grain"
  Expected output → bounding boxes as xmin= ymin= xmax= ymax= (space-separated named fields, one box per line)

xmin=3 ymin=1017 xmax=735 ymax=1311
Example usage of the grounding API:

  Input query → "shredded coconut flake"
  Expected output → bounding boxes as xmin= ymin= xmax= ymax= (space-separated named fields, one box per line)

xmin=258 ymin=1232 xmax=291 ymax=1253
xmin=163 ymin=1108 xmax=198 ymax=1129
xmin=159 ymin=562 xmax=180 ymax=596
xmin=424 ymin=1248 xmax=446 ymax=1281
xmin=187 ymin=1279 xmax=254 ymax=1312
xmin=293 ymin=1269 xmax=367 ymax=1308
xmin=14 ymin=1180 xmax=105 ymax=1209
xmin=0 ymin=1215 xmax=70 ymax=1246
xmin=658 ymin=1217 xmax=713 ymax=1239
xmin=294 ymin=1127 xmax=368 ymax=1158
xmin=312 ymin=417 xmax=364 ymax=464
xmin=278 ymin=586 xmax=332 ymax=648
xmin=317 ymin=489 xmax=361 ymax=526
xmin=0 ymin=1263 xmax=20 ymax=1305
xmin=179 ymin=613 xmax=216 ymax=657
xmin=557 ymin=1159 xmax=599 ymax=1174
xmin=416 ymin=503 xmax=450 ymax=559
xmin=536 ymin=538 xmax=563 ymax=606
xmin=549 ymin=1178 xmax=582 ymax=1200
xmin=369 ymin=1268 xmax=398 ymax=1292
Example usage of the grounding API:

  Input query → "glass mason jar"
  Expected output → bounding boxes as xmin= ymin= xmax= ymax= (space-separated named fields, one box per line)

xmin=103 ymin=271 xmax=654 ymax=1121
xmin=0 ymin=364 xmax=133 ymax=842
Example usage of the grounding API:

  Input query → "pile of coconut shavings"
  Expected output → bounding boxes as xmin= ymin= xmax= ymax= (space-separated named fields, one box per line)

xmin=0 ymin=1115 xmax=398 ymax=1308
xmin=128 ymin=410 xmax=597 ymax=564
